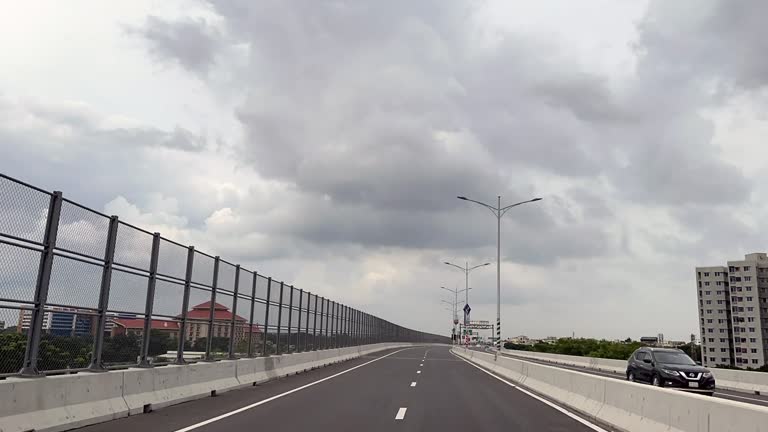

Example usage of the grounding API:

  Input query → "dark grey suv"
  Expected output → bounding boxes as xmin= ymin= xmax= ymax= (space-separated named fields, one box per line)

xmin=626 ymin=347 xmax=715 ymax=396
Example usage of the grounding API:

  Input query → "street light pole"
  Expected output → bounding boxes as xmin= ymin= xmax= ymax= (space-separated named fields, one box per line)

xmin=439 ymin=286 xmax=470 ymax=345
xmin=444 ymin=262 xmax=489 ymax=344
xmin=457 ymin=195 xmax=542 ymax=353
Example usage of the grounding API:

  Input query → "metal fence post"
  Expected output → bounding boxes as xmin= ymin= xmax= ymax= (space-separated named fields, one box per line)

xmin=312 ymin=294 xmax=318 ymax=351
xmin=227 ymin=265 xmax=241 ymax=360
xmin=204 ymin=256 xmax=220 ymax=361
xmin=175 ymin=246 xmax=195 ymax=365
xmin=318 ymin=296 xmax=324 ymax=350
xmin=296 ymin=289 xmax=303 ymax=352
xmin=138 ymin=233 xmax=161 ymax=367
xmin=19 ymin=191 xmax=63 ymax=377
xmin=304 ymin=292 xmax=311 ymax=351
xmin=276 ymin=281 xmax=284 ymax=355
xmin=247 ymin=272 xmax=257 ymax=358
xmin=324 ymin=299 xmax=330 ymax=348
xmin=328 ymin=301 xmax=334 ymax=349
xmin=342 ymin=305 xmax=347 ymax=347
xmin=286 ymin=285 xmax=293 ymax=354
xmin=262 ymin=277 xmax=272 ymax=356
xmin=87 ymin=215 xmax=118 ymax=371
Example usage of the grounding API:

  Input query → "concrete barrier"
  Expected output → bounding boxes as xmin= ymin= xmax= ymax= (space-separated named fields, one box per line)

xmin=455 ymin=348 xmax=768 ymax=432
xmin=0 ymin=371 xmax=129 ymax=432
xmin=122 ymin=360 xmax=240 ymax=415
xmin=502 ymin=348 xmax=768 ymax=394
xmin=0 ymin=343 xmax=427 ymax=432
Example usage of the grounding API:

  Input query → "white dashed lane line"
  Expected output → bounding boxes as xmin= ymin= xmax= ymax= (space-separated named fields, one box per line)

xmin=395 ymin=408 xmax=407 ymax=420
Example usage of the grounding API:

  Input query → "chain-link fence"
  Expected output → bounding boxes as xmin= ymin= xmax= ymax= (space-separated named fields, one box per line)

xmin=0 ymin=173 xmax=449 ymax=377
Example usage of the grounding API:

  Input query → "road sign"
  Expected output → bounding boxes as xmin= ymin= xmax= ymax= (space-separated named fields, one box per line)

xmin=463 ymin=304 xmax=471 ymax=314
xmin=466 ymin=320 xmax=492 ymax=330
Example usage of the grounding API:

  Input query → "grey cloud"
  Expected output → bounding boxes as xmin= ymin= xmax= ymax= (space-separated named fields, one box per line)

xmin=136 ymin=16 xmax=223 ymax=74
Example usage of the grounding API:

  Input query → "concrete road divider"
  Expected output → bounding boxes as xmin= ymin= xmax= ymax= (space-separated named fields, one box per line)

xmin=0 ymin=343 xmax=428 ymax=432
xmin=455 ymin=348 xmax=768 ymax=432
xmin=502 ymin=348 xmax=768 ymax=394
xmin=0 ymin=371 xmax=128 ymax=432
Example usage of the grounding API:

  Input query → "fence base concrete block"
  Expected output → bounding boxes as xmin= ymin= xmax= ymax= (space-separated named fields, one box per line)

xmin=122 ymin=361 xmax=240 ymax=415
xmin=0 ymin=372 xmax=129 ymax=432
xmin=454 ymin=348 xmax=768 ymax=432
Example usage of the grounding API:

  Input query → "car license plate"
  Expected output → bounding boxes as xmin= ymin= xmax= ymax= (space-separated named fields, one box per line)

xmin=689 ymin=382 xmax=699 ymax=388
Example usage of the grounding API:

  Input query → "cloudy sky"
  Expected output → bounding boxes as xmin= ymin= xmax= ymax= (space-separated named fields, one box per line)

xmin=2 ymin=0 xmax=768 ymax=341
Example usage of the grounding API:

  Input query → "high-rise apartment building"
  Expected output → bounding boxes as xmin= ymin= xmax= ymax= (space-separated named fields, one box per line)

xmin=697 ymin=253 xmax=768 ymax=369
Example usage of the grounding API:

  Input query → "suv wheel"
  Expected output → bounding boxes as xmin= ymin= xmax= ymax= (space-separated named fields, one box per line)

xmin=652 ymin=375 xmax=662 ymax=387
xmin=627 ymin=371 xmax=635 ymax=382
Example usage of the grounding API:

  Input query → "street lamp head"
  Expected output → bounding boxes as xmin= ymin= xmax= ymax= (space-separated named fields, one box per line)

xmin=444 ymin=261 xmax=451 ymax=265
xmin=483 ymin=262 xmax=491 ymax=266
xmin=457 ymin=196 xmax=468 ymax=200
xmin=532 ymin=197 xmax=543 ymax=202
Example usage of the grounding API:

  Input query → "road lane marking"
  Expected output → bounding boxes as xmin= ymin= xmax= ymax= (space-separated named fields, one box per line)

xmin=395 ymin=408 xmax=407 ymax=420
xmin=420 ymin=363 xmax=423 ymax=366
xmin=173 ymin=347 xmax=418 ymax=432
xmin=417 ymin=370 xmax=421 ymax=374
xmin=453 ymin=353 xmax=610 ymax=432
xmin=411 ymin=382 xmax=417 ymax=387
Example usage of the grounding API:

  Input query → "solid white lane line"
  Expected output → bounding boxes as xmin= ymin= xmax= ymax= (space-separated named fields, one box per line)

xmin=411 ymin=382 xmax=417 ymax=387
xmin=173 ymin=348 xmax=417 ymax=432
xmin=395 ymin=407 xmax=408 ymax=420
xmin=420 ymin=363 xmax=423 ymax=366
xmin=417 ymin=370 xmax=421 ymax=374
xmin=453 ymin=353 xmax=610 ymax=432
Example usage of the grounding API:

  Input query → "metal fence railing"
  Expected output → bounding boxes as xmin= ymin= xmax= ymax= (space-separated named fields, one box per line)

xmin=0 ymin=173 xmax=449 ymax=377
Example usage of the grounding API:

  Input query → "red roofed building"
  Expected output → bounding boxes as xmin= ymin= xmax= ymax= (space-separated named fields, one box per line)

xmin=178 ymin=302 xmax=260 ymax=344
xmin=109 ymin=302 xmax=261 ymax=345
xmin=111 ymin=318 xmax=180 ymax=339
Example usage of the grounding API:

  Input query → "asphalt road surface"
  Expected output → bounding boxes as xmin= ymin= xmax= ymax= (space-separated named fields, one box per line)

xmin=483 ymin=348 xmax=768 ymax=407
xmin=74 ymin=346 xmax=611 ymax=432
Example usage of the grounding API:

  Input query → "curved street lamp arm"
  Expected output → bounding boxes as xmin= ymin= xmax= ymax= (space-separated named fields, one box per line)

xmin=444 ymin=262 xmax=466 ymax=272
xmin=499 ymin=198 xmax=543 ymax=218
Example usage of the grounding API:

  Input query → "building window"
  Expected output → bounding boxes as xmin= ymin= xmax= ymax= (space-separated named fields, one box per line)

xmin=748 ymin=317 xmax=755 ymax=322
xmin=751 ymin=338 xmax=757 ymax=343
xmin=717 ymin=300 xmax=724 ymax=304
xmin=704 ymin=272 xmax=710 ymax=276
xmin=720 ymin=329 xmax=726 ymax=333
xmin=746 ymin=286 xmax=753 ymax=291
xmin=718 ymin=309 xmax=725 ymax=313
xmin=721 ymin=348 xmax=727 ymax=352
xmin=707 ymin=309 xmax=713 ymax=313
xmin=744 ymin=266 xmax=751 ymax=271
xmin=722 ymin=358 xmax=729 ymax=363
xmin=749 ymin=327 xmax=756 ymax=332
xmin=708 ymin=338 xmax=715 ymax=342
xmin=707 ymin=319 xmax=713 ymax=323
xmin=707 ymin=328 xmax=714 ymax=333
xmin=730 ymin=266 xmax=738 ymax=272
xmin=706 ymin=300 xmax=712 ymax=304
xmin=705 ymin=282 xmax=711 ymax=286
xmin=745 ymin=276 xmax=753 ymax=281
xmin=705 ymin=290 xmax=712 ymax=295
xmin=711 ymin=357 xmax=717 ymax=362
xmin=732 ymin=296 xmax=738 ymax=302
xmin=708 ymin=347 xmax=714 ymax=352
xmin=752 ymin=349 xmax=758 ymax=353
xmin=720 ymin=338 xmax=727 ymax=343
xmin=748 ymin=307 xmax=754 ymax=311
xmin=747 ymin=296 xmax=753 ymax=301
